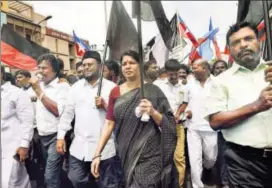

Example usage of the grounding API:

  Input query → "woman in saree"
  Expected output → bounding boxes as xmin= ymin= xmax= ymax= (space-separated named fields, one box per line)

xmin=91 ymin=50 xmax=178 ymax=188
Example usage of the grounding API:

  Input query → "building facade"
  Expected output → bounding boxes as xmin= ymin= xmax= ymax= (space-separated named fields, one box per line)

xmin=1 ymin=1 xmax=90 ymax=72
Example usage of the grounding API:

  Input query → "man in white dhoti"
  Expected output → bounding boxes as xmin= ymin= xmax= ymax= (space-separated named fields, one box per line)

xmin=1 ymin=66 xmax=34 ymax=188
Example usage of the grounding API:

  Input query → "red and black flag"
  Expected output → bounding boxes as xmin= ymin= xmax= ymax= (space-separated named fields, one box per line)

xmin=1 ymin=24 xmax=49 ymax=70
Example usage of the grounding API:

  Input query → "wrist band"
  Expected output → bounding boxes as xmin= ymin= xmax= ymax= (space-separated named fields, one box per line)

xmin=39 ymin=92 xmax=45 ymax=100
xmin=92 ymin=154 xmax=101 ymax=160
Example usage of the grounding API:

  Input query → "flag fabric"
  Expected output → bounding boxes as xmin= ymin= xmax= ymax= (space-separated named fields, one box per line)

xmin=199 ymin=18 xmax=214 ymax=61
xmin=170 ymin=13 xmax=187 ymax=48
xmin=73 ymin=31 xmax=90 ymax=57
xmin=107 ymin=1 xmax=138 ymax=61
xmin=132 ymin=1 xmax=173 ymax=50
xmin=199 ymin=39 xmax=213 ymax=61
xmin=132 ymin=1 xmax=155 ymax=21
xmin=1 ymin=24 xmax=49 ymax=70
xmin=224 ymin=45 xmax=233 ymax=63
xmin=237 ymin=0 xmax=272 ymax=25
xmin=189 ymin=28 xmax=219 ymax=62
xmin=209 ymin=17 xmax=222 ymax=59
xmin=257 ymin=20 xmax=266 ymax=42
xmin=177 ymin=14 xmax=198 ymax=47
xmin=151 ymin=34 xmax=169 ymax=68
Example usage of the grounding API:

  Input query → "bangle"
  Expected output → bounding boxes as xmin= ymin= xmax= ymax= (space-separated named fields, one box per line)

xmin=38 ymin=92 xmax=45 ymax=100
xmin=92 ymin=154 xmax=101 ymax=160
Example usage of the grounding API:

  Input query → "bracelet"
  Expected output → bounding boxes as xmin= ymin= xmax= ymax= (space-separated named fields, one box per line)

xmin=38 ymin=92 xmax=45 ymax=100
xmin=92 ymin=154 xmax=101 ymax=160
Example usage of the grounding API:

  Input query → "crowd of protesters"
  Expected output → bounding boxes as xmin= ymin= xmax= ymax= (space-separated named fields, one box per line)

xmin=1 ymin=21 xmax=272 ymax=188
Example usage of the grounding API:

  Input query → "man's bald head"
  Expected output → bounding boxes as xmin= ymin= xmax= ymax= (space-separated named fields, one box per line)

xmin=192 ymin=58 xmax=211 ymax=81
xmin=192 ymin=58 xmax=211 ymax=72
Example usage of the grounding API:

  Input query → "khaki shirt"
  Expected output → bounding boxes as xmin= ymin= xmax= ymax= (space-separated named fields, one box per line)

xmin=204 ymin=59 xmax=272 ymax=148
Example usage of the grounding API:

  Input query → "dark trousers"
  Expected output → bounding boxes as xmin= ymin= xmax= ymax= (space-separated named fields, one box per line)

xmin=68 ymin=155 xmax=124 ymax=188
xmin=40 ymin=133 xmax=63 ymax=188
xmin=216 ymin=132 xmax=228 ymax=186
xmin=25 ymin=128 xmax=46 ymax=188
xmin=225 ymin=142 xmax=272 ymax=188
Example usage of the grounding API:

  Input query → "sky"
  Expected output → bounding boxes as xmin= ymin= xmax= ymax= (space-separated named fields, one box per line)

xmin=26 ymin=1 xmax=238 ymax=51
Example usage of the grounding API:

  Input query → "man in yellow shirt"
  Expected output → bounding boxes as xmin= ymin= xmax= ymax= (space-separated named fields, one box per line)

xmin=204 ymin=21 xmax=272 ymax=187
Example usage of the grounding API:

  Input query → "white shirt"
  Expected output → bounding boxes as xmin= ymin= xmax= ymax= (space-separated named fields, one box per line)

xmin=57 ymin=79 xmax=116 ymax=161
xmin=23 ymin=86 xmax=37 ymax=127
xmin=1 ymin=82 xmax=34 ymax=158
xmin=204 ymin=60 xmax=272 ymax=148
xmin=36 ymin=78 xmax=70 ymax=136
xmin=185 ymin=76 xmax=215 ymax=132
xmin=154 ymin=79 xmax=188 ymax=114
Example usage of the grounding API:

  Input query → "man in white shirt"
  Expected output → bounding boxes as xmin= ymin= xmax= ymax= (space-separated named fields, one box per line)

xmin=204 ymin=21 xmax=272 ymax=187
xmin=29 ymin=53 xmax=70 ymax=188
xmin=56 ymin=51 xmax=121 ymax=188
xmin=15 ymin=69 xmax=46 ymax=188
xmin=154 ymin=59 xmax=187 ymax=188
xmin=1 ymin=66 xmax=34 ymax=188
xmin=179 ymin=58 xmax=218 ymax=188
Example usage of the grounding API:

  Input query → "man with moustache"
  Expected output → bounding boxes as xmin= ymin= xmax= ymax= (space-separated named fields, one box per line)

xmin=176 ymin=58 xmax=218 ymax=188
xmin=144 ymin=60 xmax=159 ymax=83
xmin=56 ymin=51 xmax=121 ymax=188
xmin=178 ymin=64 xmax=190 ymax=84
xmin=29 ymin=53 xmax=70 ymax=188
xmin=15 ymin=70 xmax=46 ymax=188
xmin=154 ymin=59 xmax=187 ymax=188
xmin=204 ymin=21 xmax=272 ymax=187
xmin=211 ymin=60 xmax=228 ymax=77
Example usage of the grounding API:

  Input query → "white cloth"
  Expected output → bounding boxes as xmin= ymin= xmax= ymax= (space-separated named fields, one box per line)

xmin=35 ymin=77 xmax=70 ymax=136
xmin=185 ymin=76 xmax=215 ymax=132
xmin=154 ymin=79 xmax=188 ymax=114
xmin=187 ymin=129 xmax=218 ymax=188
xmin=151 ymin=34 xmax=169 ymax=68
xmin=203 ymin=60 xmax=272 ymax=148
xmin=57 ymin=79 xmax=116 ymax=161
xmin=1 ymin=82 xmax=34 ymax=188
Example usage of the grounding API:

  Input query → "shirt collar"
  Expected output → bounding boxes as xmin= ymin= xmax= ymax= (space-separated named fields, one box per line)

xmin=194 ymin=75 xmax=212 ymax=85
xmin=42 ymin=77 xmax=59 ymax=88
xmin=165 ymin=79 xmax=182 ymax=87
xmin=231 ymin=58 xmax=267 ymax=75
xmin=83 ymin=78 xmax=101 ymax=88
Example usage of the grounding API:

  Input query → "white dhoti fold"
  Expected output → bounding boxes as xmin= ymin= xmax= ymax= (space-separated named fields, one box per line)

xmin=2 ymin=157 xmax=31 ymax=188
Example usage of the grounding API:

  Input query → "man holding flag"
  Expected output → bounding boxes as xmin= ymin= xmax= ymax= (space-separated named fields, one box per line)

xmin=204 ymin=21 xmax=272 ymax=187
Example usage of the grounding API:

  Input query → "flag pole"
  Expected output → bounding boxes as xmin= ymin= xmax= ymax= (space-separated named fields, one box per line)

xmin=262 ymin=0 xmax=272 ymax=60
xmin=136 ymin=1 xmax=145 ymax=99
xmin=97 ymin=1 xmax=109 ymax=96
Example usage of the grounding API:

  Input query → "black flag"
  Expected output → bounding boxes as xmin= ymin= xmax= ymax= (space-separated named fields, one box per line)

xmin=106 ymin=1 xmax=138 ymax=61
xmin=132 ymin=1 xmax=173 ymax=50
xmin=237 ymin=0 xmax=272 ymax=25
xmin=169 ymin=13 xmax=187 ymax=48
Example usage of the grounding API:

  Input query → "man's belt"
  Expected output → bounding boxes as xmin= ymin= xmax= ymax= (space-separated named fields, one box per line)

xmin=227 ymin=142 xmax=272 ymax=158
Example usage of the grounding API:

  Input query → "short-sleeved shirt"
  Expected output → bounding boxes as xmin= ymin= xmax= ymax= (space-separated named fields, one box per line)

xmin=185 ymin=76 xmax=215 ymax=132
xmin=154 ymin=79 xmax=188 ymax=114
xmin=203 ymin=60 xmax=272 ymax=148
